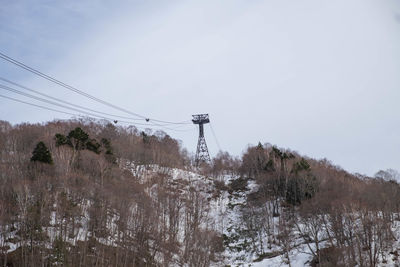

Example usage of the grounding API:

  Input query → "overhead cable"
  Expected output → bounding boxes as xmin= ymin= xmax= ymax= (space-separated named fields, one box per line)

xmin=0 ymin=52 xmax=191 ymax=125
xmin=0 ymin=83 xmax=157 ymax=126
xmin=209 ymin=122 xmax=222 ymax=152
xmin=0 ymin=77 xmax=158 ymax=123
xmin=0 ymin=93 xmax=194 ymax=133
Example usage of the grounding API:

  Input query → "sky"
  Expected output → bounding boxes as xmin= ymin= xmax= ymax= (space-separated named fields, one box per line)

xmin=0 ymin=0 xmax=400 ymax=176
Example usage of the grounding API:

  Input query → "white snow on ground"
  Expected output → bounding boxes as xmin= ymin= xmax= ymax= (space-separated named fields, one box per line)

xmin=251 ymin=248 xmax=310 ymax=267
xmin=0 ymin=225 xmax=18 ymax=253
xmin=122 ymin=164 xmax=324 ymax=266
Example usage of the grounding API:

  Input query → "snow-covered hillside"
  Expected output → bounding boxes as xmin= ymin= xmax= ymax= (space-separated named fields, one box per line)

xmin=126 ymin=164 xmax=400 ymax=267
xmin=122 ymin=163 xmax=321 ymax=266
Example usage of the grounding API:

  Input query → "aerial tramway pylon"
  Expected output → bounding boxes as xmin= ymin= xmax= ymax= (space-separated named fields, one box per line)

xmin=192 ymin=114 xmax=211 ymax=166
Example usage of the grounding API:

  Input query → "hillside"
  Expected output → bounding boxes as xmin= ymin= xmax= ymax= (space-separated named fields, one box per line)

xmin=1 ymin=119 xmax=400 ymax=266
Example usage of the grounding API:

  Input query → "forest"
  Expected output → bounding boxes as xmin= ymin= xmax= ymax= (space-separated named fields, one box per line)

xmin=0 ymin=118 xmax=400 ymax=266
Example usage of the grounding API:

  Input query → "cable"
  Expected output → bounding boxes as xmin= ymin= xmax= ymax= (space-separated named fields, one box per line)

xmin=0 ymin=52 xmax=191 ymax=125
xmin=0 ymin=77 xmax=157 ymax=123
xmin=0 ymin=83 xmax=148 ymax=125
xmin=209 ymin=122 xmax=222 ymax=152
xmin=0 ymin=94 xmax=186 ymax=134
xmin=163 ymin=124 xmax=197 ymax=132
xmin=0 ymin=83 xmax=179 ymax=128
xmin=0 ymin=94 xmax=88 ymax=118
xmin=0 ymin=83 xmax=194 ymax=133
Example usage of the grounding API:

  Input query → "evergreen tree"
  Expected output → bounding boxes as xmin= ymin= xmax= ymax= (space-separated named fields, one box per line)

xmin=86 ymin=139 xmax=101 ymax=154
xmin=31 ymin=141 xmax=53 ymax=164
xmin=101 ymin=138 xmax=116 ymax=163
xmin=54 ymin=128 xmax=116 ymax=165
xmin=286 ymin=158 xmax=317 ymax=205
xmin=101 ymin=138 xmax=113 ymax=155
xmin=67 ymin=127 xmax=89 ymax=150
xmin=55 ymin=133 xmax=70 ymax=147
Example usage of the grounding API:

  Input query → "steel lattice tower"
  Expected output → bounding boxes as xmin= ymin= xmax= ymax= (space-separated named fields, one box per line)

xmin=192 ymin=114 xmax=211 ymax=166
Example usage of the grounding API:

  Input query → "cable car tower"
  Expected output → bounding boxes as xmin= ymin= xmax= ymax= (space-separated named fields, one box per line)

xmin=192 ymin=114 xmax=211 ymax=166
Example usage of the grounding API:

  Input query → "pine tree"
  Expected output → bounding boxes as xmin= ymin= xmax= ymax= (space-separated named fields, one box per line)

xmin=67 ymin=127 xmax=89 ymax=150
xmin=101 ymin=138 xmax=116 ymax=163
xmin=31 ymin=141 xmax=53 ymax=164
xmin=86 ymin=139 xmax=101 ymax=154
xmin=55 ymin=133 xmax=70 ymax=147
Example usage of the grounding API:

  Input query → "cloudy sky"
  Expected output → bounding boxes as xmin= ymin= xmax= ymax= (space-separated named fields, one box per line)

xmin=1 ymin=0 xmax=400 ymax=176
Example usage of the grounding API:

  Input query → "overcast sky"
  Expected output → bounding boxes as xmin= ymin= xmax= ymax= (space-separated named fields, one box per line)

xmin=1 ymin=0 xmax=400 ymax=176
